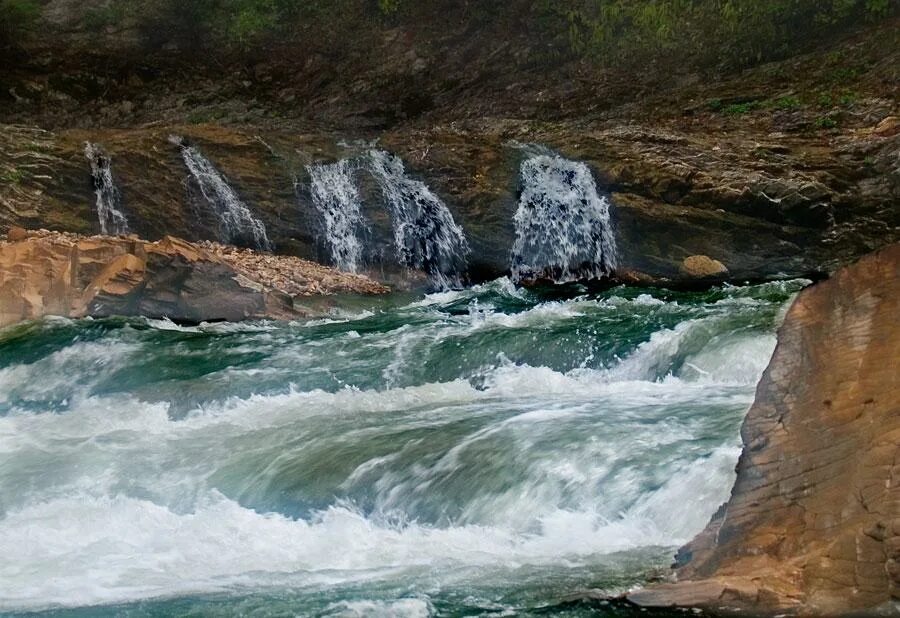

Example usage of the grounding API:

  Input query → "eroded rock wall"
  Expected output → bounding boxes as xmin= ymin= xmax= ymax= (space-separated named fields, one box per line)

xmin=630 ymin=243 xmax=900 ymax=615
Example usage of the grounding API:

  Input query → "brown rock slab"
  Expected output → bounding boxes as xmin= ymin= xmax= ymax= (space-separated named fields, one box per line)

xmin=0 ymin=231 xmax=389 ymax=327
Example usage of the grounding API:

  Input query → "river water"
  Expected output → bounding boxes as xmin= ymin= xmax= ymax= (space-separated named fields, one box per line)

xmin=0 ymin=278 xmax=806 ymax=616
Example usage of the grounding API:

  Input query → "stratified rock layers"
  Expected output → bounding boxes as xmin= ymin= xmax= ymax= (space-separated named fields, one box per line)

xmin=0 ymin=230 xmax=387 ymax=327
xmin=631 ymin=243 xmax=899 ymax=615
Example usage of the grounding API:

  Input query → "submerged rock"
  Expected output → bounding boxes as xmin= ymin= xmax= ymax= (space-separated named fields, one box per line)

xmin=0 ymin=229 xmax=388 ymax=327
xmin=629 ymin=243 xmax=900 ymax=615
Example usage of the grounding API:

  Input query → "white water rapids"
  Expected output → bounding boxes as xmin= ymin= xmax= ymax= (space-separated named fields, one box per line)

xmin=0 ymin=278 xmax=805 ymax=615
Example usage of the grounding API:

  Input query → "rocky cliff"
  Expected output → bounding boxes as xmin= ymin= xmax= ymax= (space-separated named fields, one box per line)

xmin=0 ymin=229 xmax=387 ymax=327
xmin=1 ymin=7 xmax=897 ymax=285
xmin=629 ymin=243 xmax=900 ymax=615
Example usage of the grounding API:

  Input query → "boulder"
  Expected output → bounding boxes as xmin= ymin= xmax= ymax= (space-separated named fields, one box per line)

xmin=629 ymin=243 xmax=900 ymax=615
xmin=6 ymin=226 xmax=29 ymax=242
xmin=679 ymin=255 xmax=729 ymax=278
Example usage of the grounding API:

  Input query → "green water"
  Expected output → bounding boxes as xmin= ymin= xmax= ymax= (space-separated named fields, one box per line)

xmin=0 ymin=278 xmax=806 ymax=616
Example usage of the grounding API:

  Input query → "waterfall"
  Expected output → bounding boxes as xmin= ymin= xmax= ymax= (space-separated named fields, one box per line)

xmin=306 ymin=160 xmax=366 ymax=272
xmin=511 ymin=154 xmax=618 ymax=283
xmin=84 ymin=142 xmax=129 ymax=236
xmin=367 ymin=150 xmax=469 ymax=288
xmin=170 ymin=136 xmax=272 ymax=251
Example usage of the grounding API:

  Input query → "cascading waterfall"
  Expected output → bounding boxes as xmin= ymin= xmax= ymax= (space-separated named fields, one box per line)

xmin=0 ymin=277 xmax=808 ymax=616
xmin=170 ymin=136 xmax=273 ymax=251
xmin=84 ymin=142 xmax=130 ymax=236
xmin=511 ymin=153 xmax=618 ymax=283
xmin=306 ymin=159 xmax=367 ymax=272
xmin=367 ymin=150 xmax=470 ymax=288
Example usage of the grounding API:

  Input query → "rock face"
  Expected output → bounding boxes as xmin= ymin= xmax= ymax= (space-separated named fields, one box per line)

xmin=630 ymin=243 xmax=900 ymax=615
xmin=0 ymin=230 xmax=388 ymax=328
xmin=1 ymin=13 xmax=897 ymax=286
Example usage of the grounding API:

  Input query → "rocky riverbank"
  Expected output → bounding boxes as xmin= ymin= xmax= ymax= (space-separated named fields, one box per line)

xmin=0 ymin=229 xmax=387 ymax=328
xmin=628 ymin=243 xmax=900 ymax=615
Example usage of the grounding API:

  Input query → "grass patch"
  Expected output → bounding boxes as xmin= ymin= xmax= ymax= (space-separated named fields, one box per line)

xmin=771 ymin=96 xmax=801 ymax=110
xmin=0 ymin=168 xmax=27 ymax=184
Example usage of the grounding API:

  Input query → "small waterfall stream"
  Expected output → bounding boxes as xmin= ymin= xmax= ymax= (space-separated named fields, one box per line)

xmin=307 ymin=160 xmax=366 ymax=272
xmin=511 ymin=153 xmax=618 ymax=283
xmin=304 ymin=150 xmax=469 ymax=289
xmin=84 ymin=142 xmax=130 ymax=236
xmin=367 ymin=150 xmax=470 ymax=288
xmin=171 ymin=136 xmax=273 ymax=251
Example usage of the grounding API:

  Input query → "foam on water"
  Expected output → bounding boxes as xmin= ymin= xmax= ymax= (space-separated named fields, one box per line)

xmin=0 ymin=279 xmax=808 ymax=613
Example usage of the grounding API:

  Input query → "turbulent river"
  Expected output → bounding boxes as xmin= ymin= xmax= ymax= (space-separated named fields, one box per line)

xmin=0 ymin=278 xmax=806 ymax=616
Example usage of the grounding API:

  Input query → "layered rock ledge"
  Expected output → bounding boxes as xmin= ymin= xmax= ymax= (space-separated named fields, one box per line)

xmin=0 ymin=229 xmax=388 ymax=328
xmin=629 ymin=243 xmax=899 ymax=615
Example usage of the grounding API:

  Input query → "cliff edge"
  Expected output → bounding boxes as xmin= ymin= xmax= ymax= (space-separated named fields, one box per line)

xmin=630 ymin=243 xmax=899 ymax=615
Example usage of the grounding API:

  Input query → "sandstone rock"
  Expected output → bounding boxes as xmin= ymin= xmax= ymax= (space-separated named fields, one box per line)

xmin=0 ymin=232 xmax=389 ymax=328
xmin=680 ymin=255 xmax=728 ymax=278
xmin=630 ymin=243 xmax=900 ymax=615
xmin=6 ymin=226 xmax=29 ymax=242
xmin=873 ymin=116 xmax=900 ymax=137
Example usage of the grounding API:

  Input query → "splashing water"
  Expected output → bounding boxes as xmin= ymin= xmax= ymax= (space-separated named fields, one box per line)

xmin=367 ymin=150 xmax=470 ymax=288
xmin=307 ymin=159 xmax=367 ymax=272
xmin=171 ymin=136 xmax=273 ymax=251
xmin=84 ymin=142 xmax=130 ymax=236
xmin=0 ymin=278 xmax=808 ymax=616
xmin=512 ymin=154 xmax=617 ymax=283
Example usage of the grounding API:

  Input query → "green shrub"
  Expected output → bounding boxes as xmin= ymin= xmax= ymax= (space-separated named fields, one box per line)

xmin=0 ymin=0 xmax=40 ymax=49
xmin=535 ymin=0 xmax=897 ymax=69
xmin=772 ymin=96 xmax=802 ymax=110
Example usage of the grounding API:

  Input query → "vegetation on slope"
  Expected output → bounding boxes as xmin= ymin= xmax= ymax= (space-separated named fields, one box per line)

xmin=2 ymin=0 xmax=896 ymax=72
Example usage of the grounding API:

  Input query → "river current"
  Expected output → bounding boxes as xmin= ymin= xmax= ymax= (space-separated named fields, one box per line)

xmin=0 ymin=278 xmax=806 ymax=616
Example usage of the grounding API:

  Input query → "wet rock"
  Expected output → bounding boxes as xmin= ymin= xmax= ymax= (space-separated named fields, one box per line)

xmin=630 ymin=243 xmax=900 ymax=616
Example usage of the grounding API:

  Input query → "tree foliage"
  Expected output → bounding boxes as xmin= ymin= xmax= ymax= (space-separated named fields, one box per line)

xmin=537 ymin=0 xmax=896 ymax=68
xmin=16 ymin=0 xmax=898 ymax=66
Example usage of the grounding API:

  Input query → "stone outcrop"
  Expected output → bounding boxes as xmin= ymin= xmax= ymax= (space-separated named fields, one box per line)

xmin=629 ymin=243 xmax=900 ymax=615
xmin=0 ymin=230 xmax=388 ymax=328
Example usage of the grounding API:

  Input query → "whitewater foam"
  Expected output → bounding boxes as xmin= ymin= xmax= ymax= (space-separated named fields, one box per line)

xmin=0 ymin=279 xmax=807 ymax=612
